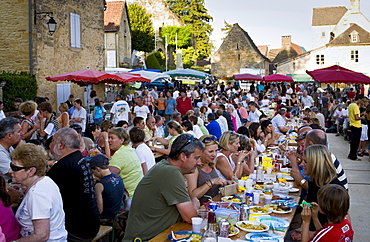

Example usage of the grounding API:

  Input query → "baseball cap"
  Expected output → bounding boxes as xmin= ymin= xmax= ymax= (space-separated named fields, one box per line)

xmin=311 ymin=107 xmax=319 ymax=112
xmin=88 ymin=154 xmax=109 ymax=168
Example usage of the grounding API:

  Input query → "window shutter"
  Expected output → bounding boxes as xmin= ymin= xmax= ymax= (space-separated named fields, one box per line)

xmin=70 ymin=13 xmax=81 ymax=48
xmin=70 ymin=13 xmax=75 ymax=47
xmin=75 ymin=14 xmax=81 ymax=48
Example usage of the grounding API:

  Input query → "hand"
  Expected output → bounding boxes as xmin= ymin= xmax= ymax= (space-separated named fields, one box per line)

xmin=266 ymin=133 xmax=272 ymax=140
xmin=37 ymin=111 xmax=44 ymax=121
xmin=191 ymin=197 xmax=200 ymax=209
xmin=286 ymin=150 xmax=297 ymax=163
xmin=310 ymin=202 xmax=320 ymax=217
xmin=32 ymin=123 xmax=40 ymax=130
xmin=101 ymin=132 xmax=108 ymax=140
xmin=301 ymin=204 xmax=312 ymax=223
xmin=290 ymin=166 xmax=303 ymax=183
xmin=236 ymin=150 xmax=248 ymax=163
xmin=8 ymin=187 xmax=24 ymax=203
xmin=290 ymin=228 xmax=302 ymax=241
xmin=210 ymin=177 xmax=228 ymax=186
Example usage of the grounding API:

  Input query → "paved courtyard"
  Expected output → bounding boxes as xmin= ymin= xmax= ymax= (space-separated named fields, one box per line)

xmin=327 ymin=133 xmax=370 ymax=241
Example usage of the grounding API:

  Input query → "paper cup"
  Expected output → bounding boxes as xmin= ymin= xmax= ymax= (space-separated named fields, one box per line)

xmin=266 ymin=167 xmax=273 ymax=174
xmin=265 ymin=194 xmax=273 ymax=205
xmin=238 ymin=179 xmax=245 ymax=187
xmin=197 ymin=209 xmax=208 ymax=229
xmin=253 ymin=192 xmax=260 ymax=205
xmin=191 ymin=217 xmax=203 ymax=233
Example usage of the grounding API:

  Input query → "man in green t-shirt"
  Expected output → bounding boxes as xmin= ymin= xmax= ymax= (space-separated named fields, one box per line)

xmin=347 ymin=95 xmax=364 ymax=160
xmin=123 ymin=134 xmax=204 ymax=241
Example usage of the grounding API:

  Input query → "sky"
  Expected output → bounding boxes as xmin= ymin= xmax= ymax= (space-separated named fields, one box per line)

xmin=205 ymin=0 xmax=370 ymax=52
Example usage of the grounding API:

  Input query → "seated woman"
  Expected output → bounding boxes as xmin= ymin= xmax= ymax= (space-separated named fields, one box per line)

xmin=70 ymin=124 xmax=93 ymax=157
xmin=10 ymin=143 xmax=67 ymax=241
xmin=184 ymin=135 xmax=228 ymax=204
xmin=85 ymin=123 xmax=110 ymax=157
xmin=249 ymin=122 xmax=268 ymax=153
xmin=0 ymin=176 xmax=21 ymax=241
xmin=238 ymin=135 xmax=257 ymax=175
xmin=261 ymin=119 xmax=281 ymax=146
xmin=181 ymin=121 xmax=195 ymax=137
xmin=150 ymin=120 xmax=183 ymax=155
xmin=19 ymin=101 xmax=39 ymax=142
xmin=215 ymin=131 xmax=248 ymax=180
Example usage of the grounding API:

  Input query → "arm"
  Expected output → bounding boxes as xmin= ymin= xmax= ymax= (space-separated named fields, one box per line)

xmin=21 ymin=121 xmax=39 ymax=140
xmin=301 ymin=205 xmax=312 ymax=242
xmin=17 ymin=219 xmax=50 ymax=242
xmin=176 ymin=199 xmax=199 ymax=223
xmin=141 ymin=162 xmax=148 ymax=175
xmin=109 ymin=166 xmax=121 ymax=175
xmin=95 ymin=183 xmax=104 ymax=214
xmin=354 ymin=113 xmax=364 ymax=120
xmin=242 ymin=150 xmax=257 ymax=175
xmin=61 ymin=113 xmax=69 ymax=128
xmin=101 ymin=132 xmax=111 ymax=158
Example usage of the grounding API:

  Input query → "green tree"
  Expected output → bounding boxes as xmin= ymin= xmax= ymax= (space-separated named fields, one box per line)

xmin=221 ymin=20 xmax=233 ymax=40
xmin=127 ymin=3 xmax=155 ymax=52
xmin=160 ymin=26 xmax=192 ymax=48
xmin=166 ymin=0 xmax=213 ymax=60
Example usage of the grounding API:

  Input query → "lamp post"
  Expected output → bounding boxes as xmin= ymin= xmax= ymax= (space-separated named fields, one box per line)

xmin=35 ymin=12 xmax=57 ymax=35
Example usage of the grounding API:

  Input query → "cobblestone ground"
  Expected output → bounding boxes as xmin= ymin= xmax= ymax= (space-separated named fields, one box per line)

xmin=327 ymin=133 xmax=370 ymax=241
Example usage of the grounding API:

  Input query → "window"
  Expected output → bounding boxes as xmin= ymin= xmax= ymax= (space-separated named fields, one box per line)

xmin=70 ymin=13 xmax=81 ymax=48
xmin=350 ymin=31 xmax=359 ymax=43
xmin=351 ymin=34 xmax=358 ymax=42
xmin=321 ymin=32 xmax=326 ymax=37
xmin=351 ymin=50 xmax=359 ymax=62
xmin=316 ymin=55 xmax=324 ymax=65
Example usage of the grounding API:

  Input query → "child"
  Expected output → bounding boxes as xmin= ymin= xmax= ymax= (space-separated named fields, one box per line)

xmin=301 ymin=184 xmax=354 ymax=242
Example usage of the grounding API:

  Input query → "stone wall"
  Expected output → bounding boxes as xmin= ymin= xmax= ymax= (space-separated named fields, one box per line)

xmin=1 ymin=0 xmax=106 ymax=111
xmin=211 ymin=24 xmax=269 ymax=78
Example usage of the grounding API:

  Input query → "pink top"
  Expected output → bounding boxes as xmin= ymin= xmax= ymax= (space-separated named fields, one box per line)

xmin=0 ymin=201 xmax=21 ymax=242
xmin=239 ymin=107 xmax=249 ymax=119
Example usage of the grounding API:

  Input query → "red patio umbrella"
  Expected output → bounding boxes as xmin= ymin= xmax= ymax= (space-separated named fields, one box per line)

xmin=46 ymin=69 xmax=125 ymax=86
xmin=114 ymin=73 xmax=151 ymax=84
xmin=233 ymin=73 xmax=263 ymax=81
xmin=306 ymin=65 xmax=370 ymax=84
xmin=263 ymin=74 xmax=294 ymax=83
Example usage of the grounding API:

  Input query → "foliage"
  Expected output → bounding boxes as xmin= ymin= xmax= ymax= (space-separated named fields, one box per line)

xmin=127 ymin=3 xmax=155 ymax=52
xmin=153 ymin=51 xmax=166 ymax=70
xmin=160 ymin=26 xmax=193 ymax=48
xmin=166 ymin=0 xmax=213 ymax=60
xmin=0 ymin=72 xmax=37 ymax=111
xmin=173 ymin=46 xmax=198 ymax=69
xmin=146 ymin=53 xmax=161 ymax=69
xmin=221 ymin=20 xmax=233 ymax=40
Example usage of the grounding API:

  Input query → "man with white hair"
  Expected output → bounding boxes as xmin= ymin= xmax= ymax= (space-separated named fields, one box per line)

xmin=300 ymin=91 xmax=314 ymax=108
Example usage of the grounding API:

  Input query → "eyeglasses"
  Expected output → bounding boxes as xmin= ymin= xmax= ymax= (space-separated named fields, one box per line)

xmin=177 ymin=135 xmax=195 ymax=153
xmin=202 ymin=135 xmax=218 ymax=144
xmin=10 ymin=163 xmax=34 ymax=172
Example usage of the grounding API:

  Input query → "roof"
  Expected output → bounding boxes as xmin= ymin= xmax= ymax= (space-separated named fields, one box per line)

xmin=104 ymin=1 xmax=126 ymax=31
xmin=257 ymin=45 xmax=269 ymax=56
xmin=312 ymin=6 xmax=347 ymax=26
xmin=330 ymin=23 xmax=370 ymax=44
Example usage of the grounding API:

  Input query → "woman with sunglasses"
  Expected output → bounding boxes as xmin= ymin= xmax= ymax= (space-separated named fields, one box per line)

xmin=216 ymin=131 xmax=248 ymax=180
xmin=10 ymin=143 xmax=67 ymax=241
xmin=149 ymin=120 xmax=183 ymax=155
xmin=184 ymin=135 xmax=228 ymax=203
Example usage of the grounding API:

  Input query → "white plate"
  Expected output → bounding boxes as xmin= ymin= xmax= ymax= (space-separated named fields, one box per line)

xmin=284 ymin=176 xmax=294 ymax=181
xmin=249 ymin=206 xmax=272 ymax=215
xmin=245 ymin=232 xmax=283 ymax=242
xmin=289 ymin=187 xmax=299 ymax=193
xmin=221 ymin=196 xmax=244 ymax=204
xmin=228 ymin=226 xmax=239 ymax=237
xmin=256 ymin=216 xmax=290 ymax=229
xmin=235 ymin=220 xmax=269 ymax=232
xmin=272 ymin=208 xmax=292 ymax=214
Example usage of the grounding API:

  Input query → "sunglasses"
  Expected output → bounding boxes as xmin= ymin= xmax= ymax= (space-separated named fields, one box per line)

xmin=177 ymin=135 xmax=195 ymax=153
xmin=10 ymin=163 xmax=34 ymax=172
xmin=202 ymin=135 xmax=218 ymax=144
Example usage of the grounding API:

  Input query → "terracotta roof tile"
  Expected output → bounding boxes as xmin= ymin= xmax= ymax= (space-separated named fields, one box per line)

xmin=104 ymin=1 xmax=125 ymax=27
xmin=257 ymin=45 xmax=269 ymax=56
xmin=312 ymin=6 xmax=347 ymax=26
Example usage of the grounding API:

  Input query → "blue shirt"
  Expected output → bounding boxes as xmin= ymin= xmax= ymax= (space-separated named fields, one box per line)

xmin=93 ymin=106 xmax=105 ymax=119
xmin=165 ymin=98 xmax=176 ymax=115
xmin=206 ymin=120 xmax=222 ymax=140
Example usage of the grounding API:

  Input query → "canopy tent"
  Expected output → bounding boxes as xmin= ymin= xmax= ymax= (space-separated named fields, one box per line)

xmin=306 ymin=65 xmax=370 ymax=84
xmin=45 ymin=69 xmax=125 ymax=86
xmin=286 ymin=74 xmax=313 ymax=82
xmin=114 ymin=73 xmax=151 ymax=83
xmin=233 ymin=73 xmax=263 ymax=81
xmin=129 ymin=70 xmax=170 ymax=82
xmin=130 ymin=69 xmax=162 ymax=73
xmin=164 ymin=68 xmax=209 ymax=79
xmin=263 ymin=74 xmax=294 ymax=83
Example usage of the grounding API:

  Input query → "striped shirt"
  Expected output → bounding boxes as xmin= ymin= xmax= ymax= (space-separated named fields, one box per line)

xmin=331 ymin=153 xmax=349 ymax=190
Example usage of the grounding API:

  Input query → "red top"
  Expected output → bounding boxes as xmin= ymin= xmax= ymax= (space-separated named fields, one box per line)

xmin=310 ymin=219 xmax=353 ymax=242
xmin=347 ymin=91 xmax=356 ymax=99
xmin=176 ymin=97 xmax=192 ymax=116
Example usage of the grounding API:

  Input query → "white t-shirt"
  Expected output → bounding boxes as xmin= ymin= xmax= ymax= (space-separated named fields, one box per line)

xmin=271 ymin=114 xmax=286 ymax=133
xmin=133 ymin=105 xmax=150 ymax=120
xmin=0 ymin=110 xmax=5 ymax=120
xmin=71 ymin=107 xmax=87 ymax=132
xmin=248 ymin=110 xmax=262 ymax=122
xmin=193 ymin=125 xmax=203 ymax=139
xmin=16 ymin=177 xmax=67 ymax=242
xmin=110 ymin=100 xmax=130 ymax=124
xmin=286 ymin=87 xmax=293 ymax=99
xmin=135 ymin=143 xmax=156 ymax=171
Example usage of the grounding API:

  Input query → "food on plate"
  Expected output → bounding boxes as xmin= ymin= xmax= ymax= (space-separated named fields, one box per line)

xmin=253 ymin=184 xmax=264 ymax=190
xmin=190 ymin=233 xmax=201 ymax=242
xmin=222 ymin=195 xmax=243 ymax=203
xmin=250 ymin=206 xmax=270 ymax=213
xmin=173 ymin=233 xmax=190 ymax=240
xmin=229 ymin=224 xmax=238 ymax=236
xmin=272 ymin=195 xmax=280 ymax=200
xmin=238 ymin=222 xmax=268 ymax=231
xmin=266 ymin=204 xmax=291 ymax=211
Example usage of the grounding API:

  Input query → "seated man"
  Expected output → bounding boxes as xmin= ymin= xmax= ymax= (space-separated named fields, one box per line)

xmin=89 ymin=154 xmax=125 ymax=221
xmin=271 ymin=109 xmax=290 ymax=134
xmin=144 ymin=116 xmax=158 ymax=141
xmin=123 ymin=134 xmax=204 ymax=241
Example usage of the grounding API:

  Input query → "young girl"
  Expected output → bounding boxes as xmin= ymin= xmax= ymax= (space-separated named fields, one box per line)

xmin=92 ymin=99 xmax=106 ymax=125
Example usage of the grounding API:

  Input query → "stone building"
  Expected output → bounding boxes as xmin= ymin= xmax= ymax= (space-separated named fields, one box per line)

xmin=105 ymin=1 xmax=132 ymax=68
xmin=211 ymin=23 xmax=269 ymax=78
xmin=277 ymin=0 xmax=370 ymax=78
xmin=0 ymin=0 xmax=106 ymax=110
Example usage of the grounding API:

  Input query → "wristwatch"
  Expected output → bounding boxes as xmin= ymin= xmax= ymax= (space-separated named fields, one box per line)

xmin=300 ymin=179 xmax=307 ymax=186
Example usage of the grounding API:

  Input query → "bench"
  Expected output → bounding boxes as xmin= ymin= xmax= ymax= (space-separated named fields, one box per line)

xmin=92 ymin=225 xmax=113 ymax=242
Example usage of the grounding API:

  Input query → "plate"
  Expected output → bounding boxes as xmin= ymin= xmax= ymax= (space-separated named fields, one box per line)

xmin=245 ymin=232 xmax=283 ymax=242
xmin=235 ymin=220 xmax=269 ymax=232
xmin=229 ymin=226 xmax=240 ymax=237
xmin=167 ymin=231 xmax=202 ymax=242
xmin=272 ymin=208 xmax=292 ymax=214
xmin=256 ymin=216 xmax=290 ymax=229
xmin=289 ymin=187 xmax=299 ymax=193
xmin=284 ymin=175 xmax=294 ymax=181
xmin=271 ymin=200 xmax=299 ymax=208
xmin=221 ymin=195 xmax=244 ymax=204
xmin=249 ymin=206 xmax=272 ymax=215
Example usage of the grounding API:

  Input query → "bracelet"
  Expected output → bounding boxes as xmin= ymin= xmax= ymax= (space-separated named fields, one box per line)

xmin=237 ymin=161 xmax=241 ymax=165
xmin=105 ymin=140 xmax=108 ymax=142
xmin=209 ymin=179 xmax=213 ymax=186
xmin=206 ymin=181 xmax=212 ymax=187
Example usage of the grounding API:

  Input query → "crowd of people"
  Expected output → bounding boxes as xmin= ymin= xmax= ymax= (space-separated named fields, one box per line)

xmin=0 ymin=80 xmax=359 ymax=241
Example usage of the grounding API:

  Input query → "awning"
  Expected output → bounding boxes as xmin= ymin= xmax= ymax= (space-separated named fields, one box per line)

xmin=286 ymin=74 xmax=313 ymax=82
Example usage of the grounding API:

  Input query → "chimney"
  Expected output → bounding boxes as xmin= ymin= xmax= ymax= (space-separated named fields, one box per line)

xmin=350 ymin=0 xmax=360 ymax=13
xmin=282 ymin=35 xmax=291 ymax=49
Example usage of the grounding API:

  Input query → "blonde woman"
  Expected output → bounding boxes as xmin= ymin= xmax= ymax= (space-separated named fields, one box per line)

xmin=58 ymin=103 xmax=70 ymax=128
xmin=19 ymin=101 xmax=39 ymax=142
xmin=150 ymin=120 xmax=183 ymax=155
xmin=215 ymin=131 xmax=248 ymax=180
xmin=184 ymin=135 xmax=228 ymax=203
